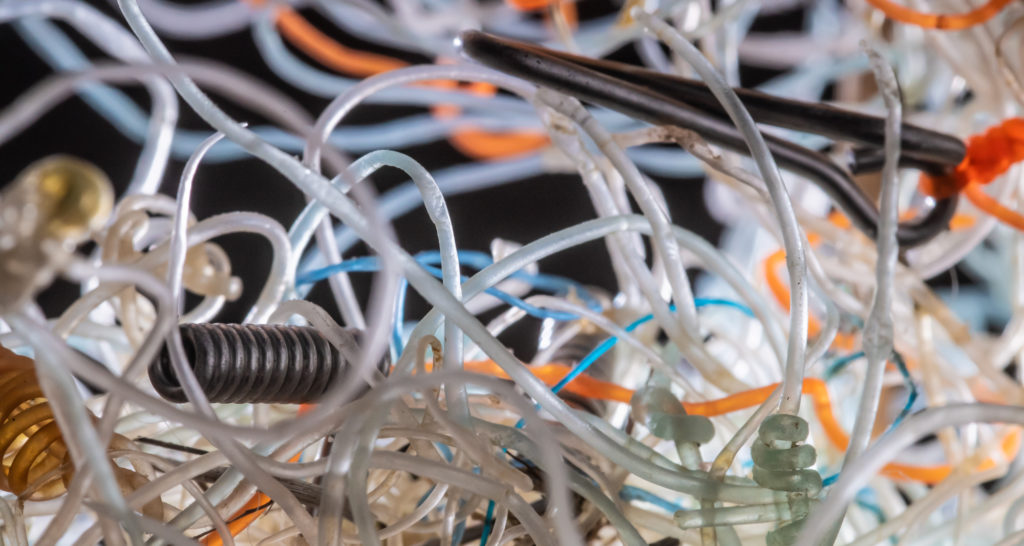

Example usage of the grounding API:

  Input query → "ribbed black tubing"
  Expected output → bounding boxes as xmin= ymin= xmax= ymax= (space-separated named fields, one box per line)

xmin=151 ymin=323 xmax=374 ymax=404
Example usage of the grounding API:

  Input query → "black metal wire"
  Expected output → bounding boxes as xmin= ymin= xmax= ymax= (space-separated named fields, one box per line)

xmin=457 ymin=30 xmax=962 ymax=248
xmin=496 ymin=41 xmax=965 ymax=172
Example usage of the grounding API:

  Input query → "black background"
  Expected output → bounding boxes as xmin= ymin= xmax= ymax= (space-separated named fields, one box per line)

xmin=1 ymin=0 xmax=803 ymax=357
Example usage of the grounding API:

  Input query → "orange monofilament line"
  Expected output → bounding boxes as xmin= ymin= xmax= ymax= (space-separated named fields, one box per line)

xmin=862 ymin=0 xmax=1013 ymax=30
xmin=244 ymin=0 xmax=548 ymax=159
xmin=763 ymin=210 xmax=975 ymax=351
xmin=964 ymin=184 xmax=1024 ymax=231
xmin=448 ymin=130 xmax=551 ymax=160
xmin=764 ymin=247 xmax=856 ymax=351
xmin=460 ymin=360 xmax=1021 ymax=484
xmin=507 ymin=0 xmax=553 ymax=10
xmin=202 ymin=492 xmax=273 ymax=546
xmin=268 ymin=3 xmax=409 ymax=77
xmin=431 ymin=80 xmax=550 ymax=159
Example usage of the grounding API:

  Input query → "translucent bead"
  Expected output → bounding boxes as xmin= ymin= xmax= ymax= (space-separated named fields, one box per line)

xmin=758 ymin=413 xmax=809 ymax=444
xmin=631 ymin=386 xmax=714 ymax=444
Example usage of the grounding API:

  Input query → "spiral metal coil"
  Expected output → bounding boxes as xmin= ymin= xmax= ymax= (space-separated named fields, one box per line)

xmin=751 ymin=413 xmax=822 ymax=546
xmin=0 ymin=345 xmax=161 ymax=518
xmin=0 ymin=347 xmax=67 ymax=500
xmin=151 ymin=323 xmax=381 ymax=404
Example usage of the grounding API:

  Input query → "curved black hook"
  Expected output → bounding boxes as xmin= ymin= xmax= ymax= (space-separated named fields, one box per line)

xmin=458 ymin=30 xmax=962 ymax=248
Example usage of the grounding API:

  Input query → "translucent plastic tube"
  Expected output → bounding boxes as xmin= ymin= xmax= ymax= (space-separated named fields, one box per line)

xmin=302 ymin=64 xmax=535 ymax=174
xmin=250 ymin=426 xmax=456 ymax=522
xmin=312 ymin=0 xmax=447 ymax=55
xmin=289 ymin=150 xmax=465 ymax=397
xmin=0 ymin=496 xmax=26 ymax=546
xmin=675 ymin=500 xmax=812 ymax=527
xmin=62 ymin=212 xmax=292 ymax=330
xmin=523 ymin=296 xmax=678 ymax=385
xmin=158 ymin=296 xmax=319 ymax=543
xmin=849 ymin=465 xmax=1004 ymax=545
xmin=372 ymin=451 xmax=554 ymax=544
xmin=904 ymin=465 xmax=1024 ymax=545
xmin=296 ymin=66 xmax=541 ymax=392
xmin=299 ymin=156 xmax=546 ymax=274
xmin=9 ymin=21 xmax=545 ymax=164
xmin=168 ymin=132 xmax=226 ymax=317
xmin=389 ymin=215 xmax=783 ymax=500
xmin=14 ymin=5 xmax=1020 ymax=544
xmin=135 ymin=0 xmax=253 ymax=39
xmin=251 ymin=11 xmax=537 ymax=111
xmin=73 ymin=451 xmax=234 ymax=546
xmin=318 ymin=371 xmax=580 ymax=546
xmin=151 ymin=129 xmax=307 ymax=542
xmin=798 ymin=405 xmax=1024 ymax=546
xmin=843 ymin=45 xmax=903 ymax=468
xmin=536 ymin=91 xmax=728 ymax=391
xmin=58 ymin=257 xmax=180 ymax=532
xmin=634 ymin=9 xmax=809 ymax=413
xmin=0 ymin=61 xmax=350 ymax=174
xmin=473 ymin=420 xmax=647 ymax=546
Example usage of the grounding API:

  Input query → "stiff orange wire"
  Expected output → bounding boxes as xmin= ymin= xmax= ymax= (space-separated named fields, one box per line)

xmin=861 ymin=0 xmax=1013 ymax=30
xmin=460 ymin=360 xmax=1021 ymax=484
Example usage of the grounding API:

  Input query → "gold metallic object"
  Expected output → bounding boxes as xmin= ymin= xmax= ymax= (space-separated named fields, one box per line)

xmin=26 ymin=156 xmax=114 ymax=239
xmin=0 ymin=344 xmax=161 ymax=519
xmin=0 ymin=156 xmax=114 ymax=311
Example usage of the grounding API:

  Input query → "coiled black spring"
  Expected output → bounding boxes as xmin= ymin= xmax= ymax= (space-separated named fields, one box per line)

xmin=150 ymin=323 xmax=383 ymax=404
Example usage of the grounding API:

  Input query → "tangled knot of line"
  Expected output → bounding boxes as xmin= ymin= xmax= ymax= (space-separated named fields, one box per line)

xmin=920 ymin=118 xmax=1024 ymax=199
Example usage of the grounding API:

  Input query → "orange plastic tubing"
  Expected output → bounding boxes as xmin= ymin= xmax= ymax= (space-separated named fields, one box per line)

xmin=861 ymin=0 xmax=1013 ymax=30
